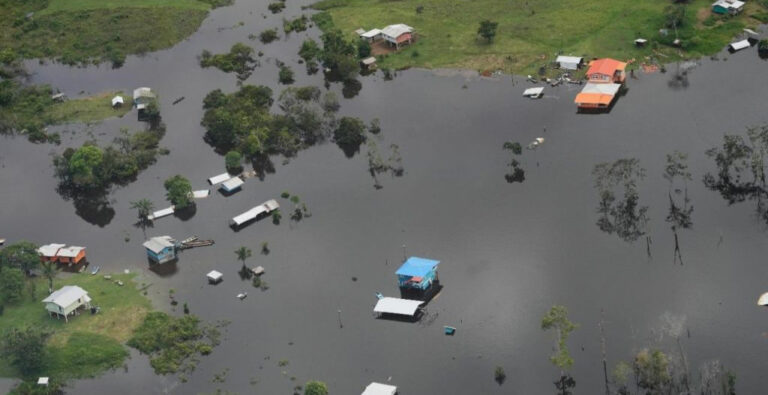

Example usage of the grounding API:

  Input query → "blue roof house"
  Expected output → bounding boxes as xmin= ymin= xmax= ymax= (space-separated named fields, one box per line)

xmin=396 ymin=257 xmax=440 ymax=300
xmin=143 ymin=236 xmax=177 ymax=264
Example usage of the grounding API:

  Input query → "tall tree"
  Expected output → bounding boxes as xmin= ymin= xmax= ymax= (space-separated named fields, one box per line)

xmin=130 ymin=198 xmax=155 ymax=219
xmin=541 ymin=305 xmax=578 ymax=395
xmin=0 ymin=268 xmax=25 ymax=304
xmin=164 ymin=175 xmax=193 ymax=209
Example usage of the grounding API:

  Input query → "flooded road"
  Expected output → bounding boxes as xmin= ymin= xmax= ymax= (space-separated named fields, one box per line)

xmin=2 ymin=0 xmax=768 ymax=392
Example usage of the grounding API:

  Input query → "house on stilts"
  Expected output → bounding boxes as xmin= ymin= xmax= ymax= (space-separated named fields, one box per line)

xmin=396 ymin=256 xmax=441 ymax=301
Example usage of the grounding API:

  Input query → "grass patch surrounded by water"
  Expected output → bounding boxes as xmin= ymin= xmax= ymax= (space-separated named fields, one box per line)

xmin=0 ymin=0 xmax=231 ymax=65
xmin=312 ymin=0 xmax=764 ymax=73
xmin=0 ymin=273 xmax=151 ymax=379
xmin=45 ymin=91 xmax=133 ymax=124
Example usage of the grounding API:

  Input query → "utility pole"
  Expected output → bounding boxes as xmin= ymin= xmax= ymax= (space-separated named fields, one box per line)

xmin=337 ymin=309 xmax=343 ymax=329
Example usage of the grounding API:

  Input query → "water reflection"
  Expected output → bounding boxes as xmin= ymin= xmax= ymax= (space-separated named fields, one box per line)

xmin=664 ymin=151 xmax=693 ymax=265
xmin=592 ymin=158 xmax=649 ymax=243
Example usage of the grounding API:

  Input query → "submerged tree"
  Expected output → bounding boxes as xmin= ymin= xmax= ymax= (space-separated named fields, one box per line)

xmin=503 ymin=141 xmax=525 ymax=183
xmin=130 ymin=198 xmax=155 ymax=236
xmin=703 ymin=125 xmax=768 ymax=224
xmin=235 ymin=246 xmax=252 ymax=280
xmin=366 ymin=140 xmax=404 ymax=189
xmin=541 ymin=305 xmax=578 ymax=395
xmin=164 ymin=175 xmax=193 ymax=209
xmin=593 ymin=158 xmax=649 ymax=244
xmin=664 ymin=151 xmax=693 ymax=265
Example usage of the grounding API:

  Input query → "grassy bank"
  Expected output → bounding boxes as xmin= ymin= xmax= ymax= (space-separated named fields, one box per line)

xmin=46 ymin=91 xmax=133 ymax=124
xmin=312 ymin=0 xmax=765 ymax=74
xmin=0 ymin=273 xmax=151 ymax=379
xmin=0 ymin=0 xmax=231 ymax=65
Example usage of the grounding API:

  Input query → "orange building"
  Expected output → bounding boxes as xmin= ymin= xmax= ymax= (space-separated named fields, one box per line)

xmin=37 ymin=244 xmax=87 ymax=265
xmin=585 ymin=58 xmax=627 ymax=84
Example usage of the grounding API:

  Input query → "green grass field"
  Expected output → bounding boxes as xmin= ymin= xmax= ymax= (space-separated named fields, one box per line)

xmin=46 ymin=91 xmax=133 ymax=124
xmin=313 ymin=0 xmax=765 ymax=73
xmin=0 ymin=272 xmax=151 ymax=379
xmin=0 ymin=0 xmax=229 ymax=65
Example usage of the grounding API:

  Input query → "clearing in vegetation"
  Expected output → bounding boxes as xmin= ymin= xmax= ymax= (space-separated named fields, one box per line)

xmin=312 ymin=0 xmax=766 ymax=73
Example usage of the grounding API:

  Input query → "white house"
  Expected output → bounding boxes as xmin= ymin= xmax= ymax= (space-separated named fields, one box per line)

xmin=42 ymin=285 xmax=91 ymax=322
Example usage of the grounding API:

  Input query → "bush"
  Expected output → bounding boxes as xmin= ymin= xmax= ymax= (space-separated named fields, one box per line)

xmin=268 ymin=2 xmax=285 ymax=13
xmin=494 ymin=366 xmax=506 ymax=384
xmin=225 ymin=150 xmax=242 ymax=172
xmin=284 ymin=15 xmax=309 ymax=33
xmin=260 ymin=29 xmax=279 ymax=44
xmin=278 ymin=65 xmax=295 ymax=84
xmin=333 ymin=117 xmax=367 ymax=146
xmin=164 ymin=175 xmax=193 ymax=209
xmin=1 ymin=327 xmax=51 ymax=376
xmin=304 ymin=381 xmax=328 ymax=395
xmin=357 ymin=40 xmax=371 ymax=59
xmin=0 ymin=268 xmax=25 ymax=304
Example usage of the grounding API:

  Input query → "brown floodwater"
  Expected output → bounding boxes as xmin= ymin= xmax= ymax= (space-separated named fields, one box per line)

xmin=2 ymin=1 xmax=768 ymax=393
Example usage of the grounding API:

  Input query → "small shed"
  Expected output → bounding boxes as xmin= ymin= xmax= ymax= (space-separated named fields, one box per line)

xmin=42 ymin=285 xmax=91 ymax=322
xmin=634 ymin=38 xmax=648 ymax=47
xmin=523 ymin=87 xmax=544 ymax=99
xmin=360 ymin=56 xmax=377 ymax=69
xmin=729 ymin=39 xmax=750 ymax=52
xmin=374 ymin=297 xmax=423 ymax=317
xmin=143 ymin=236 xmax=176 ymax=264
xmin=555 ymin=56 xmax=583 ymax=70
xmin=712 ymin=0 xmax=744 ymax=15
xmin=361 ymin=382 xmax=398 ymax=395
xmin=112 ymin=95 xmax=124 ymax=108
xmin=361 ymin=28 xmax=383 ymax=42
xmin=37 ymin=377 xmax=49 ymax=386
xmin=220 ymin=177 xmax=244 ymax=194
xmin=251 ymin=266 xmax=265 ymax=276
xmin=208 ymin=172 xmax=231 ymax=185
xmin=207 ymin=270 xmax=223 ymax=284
xmin=193 ymin=189 xmax=210 ymax=199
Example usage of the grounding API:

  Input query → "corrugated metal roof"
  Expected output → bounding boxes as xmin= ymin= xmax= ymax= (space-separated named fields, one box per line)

xmin=381 ymin=24 xmax=413 ymax=39
xmin=587 ymin=58 xmax=627 ymax=76
xmin=221 ymin=177 xmax=244 ymax=192
xmin=42 ymin=285 xmax=90 ymax=308
xmin=580 ymin=82 xmax=621 ymax=95
xmin=523 ymin=87 xmax=544 ymax=97
xmin=729 ymin=39 xmax=750 ymax=51
xmin=38 ymin=243 xmax=65 ymax=257
xmin=56 ymin=246 xmax=85 ymax=258
xmin=396 ymin=256 xmax=440 ymax=277
xmin=143 ymin=236 xmax=175 ymax=253
xmin=208 ymin=172 xmax=231 ymax=185
xmin=231 ymin=200 xmax=280 ymax=226
xmin=373 ymin=297 xmax=423 ymax=316
xmin=148 ymin=206 xmax=174 ymax=220
xmin=362 ymin=28 xmax=382 ymax=38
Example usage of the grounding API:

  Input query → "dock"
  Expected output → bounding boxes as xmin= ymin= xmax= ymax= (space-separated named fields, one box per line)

xmin=231 ymin=199 xmax=280 ymax=227
xmin=178 ymin=236 xmax=215 ymax=250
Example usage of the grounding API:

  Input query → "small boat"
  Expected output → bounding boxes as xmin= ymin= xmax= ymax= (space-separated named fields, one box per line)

xmin=116 ymin=280 xmax=124 ymax=286
xmin=237 ymin=292 xmax=248 ymax=300
xmin=90 ymin=266 xmax=100 ymax=275
xmin=375 ymin=292 xmax=384 ymax=300
xmin=444 ymin=326 xmax=456 ymax=335
xmin=172 ymin=96 xmax=185 ymax=105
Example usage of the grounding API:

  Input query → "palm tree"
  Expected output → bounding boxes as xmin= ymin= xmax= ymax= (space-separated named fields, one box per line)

xmin=40 ymin=260 xmax=57 ymax=294
xmin=235 ymin=246 xmax=252 ymax=270
xmin=130 ymin=198 xmax=154 ymax=236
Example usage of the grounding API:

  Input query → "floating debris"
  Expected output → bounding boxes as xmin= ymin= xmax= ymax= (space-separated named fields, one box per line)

xmin=237 ymin=292 xmax=248 ymax=300
xmin=526 ymin=137 xmax=545 ymax=150
xmin=444 ymin=326 xmax=456 ymax=335
xmin=523 ymin=87 xmax=544 ymax=99
xmin=90 ymin=266 xmax=100 ymax=275
xmin=172 ymin=96 xmax=185 ymax=105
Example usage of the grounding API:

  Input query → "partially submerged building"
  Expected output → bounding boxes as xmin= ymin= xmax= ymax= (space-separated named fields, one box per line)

xmin=37 ymin=243 xmax=86 ymax=265
xmin=220 ymin=177 xmax=244 ymax=194
xmin=575 ymin=58 xmax=627 ymax=110
xmin=574 ymin=82 xmax=622 ymax=109
xmin=712 ymin=0 xmax=744 ymax=15
xmin=396 ymin=256 xmax=441 ymax=300
xmin=361 ymin=382 xmax=398 ymax=395
xmin=42 ymin=285 xmax=91 ymax=322
xmin=143 ymin=236 xmax=177 ymax=264
xmin=373 ymin=297 xmax=424 ymax=319
xmin=231 ymin=199 xmax=280 ymax=228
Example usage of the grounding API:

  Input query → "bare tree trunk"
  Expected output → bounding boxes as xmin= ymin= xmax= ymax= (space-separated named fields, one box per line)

xmin=599 ymin=309 xmax=610 ymax=395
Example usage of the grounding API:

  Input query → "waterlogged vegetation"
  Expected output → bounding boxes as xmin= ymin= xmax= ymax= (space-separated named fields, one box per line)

xmin=200 ymin=43 xmax=259 ymax=81
xmin=0 ymin=0 xmax=233 ymax=66
xmin=664 ymin=151 xmax=693 ymax=265
xmin=593 ymin=159 xmax=650 ymax=244
xmin=127 ymin=311 xmax=223 ymax=377
xmin=311 ymin=0 xmax=766 ymax=73
xmin=502 ymin=141 xmax=524 ymax=183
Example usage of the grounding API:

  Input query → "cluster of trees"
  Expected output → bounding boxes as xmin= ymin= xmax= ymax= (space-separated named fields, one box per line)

xmin=200 ymin=43 xmax=258 ymax=80
xmin=0 ymin=241 xmax=59 ymax=305
xmin=0 ymin=79 xmax=60 ymax=143
xmin=202 ymin=84 xmax=372 ymax=171
xmin=297 ymin=29 xmax=362 ymax=96
xmin=53 ymin=127 xmax=166 ymax=193
xmin=283 ymin=15 xmax=309 ymax=33
xmin=1 ymin=327 xmax=52 ymax=377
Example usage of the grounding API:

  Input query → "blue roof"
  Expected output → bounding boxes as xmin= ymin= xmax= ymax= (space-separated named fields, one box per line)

xmin=396 ymin=257 xmax=440 ymax=277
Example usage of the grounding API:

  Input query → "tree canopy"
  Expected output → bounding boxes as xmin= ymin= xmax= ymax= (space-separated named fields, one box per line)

xmin=1 ymin=327 xmax=51 ymax=376
xmin=0 ymin=241 xmax=40 ymax=274
xmin=164 ymin=175 xmax=193 ymax=209
xmin=0 ymin=268 xmax=25 ymax=304
xmin=478 ymin=20 xmax=499 ymax=42
xmin=304 ymin=380 xmax=329 ymax=395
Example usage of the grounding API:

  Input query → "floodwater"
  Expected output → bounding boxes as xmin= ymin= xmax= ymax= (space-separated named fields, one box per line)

xmin=1 ymin=0 xmax=768 ymax=392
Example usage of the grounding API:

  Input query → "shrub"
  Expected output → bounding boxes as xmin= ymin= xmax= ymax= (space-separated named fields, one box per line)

xmin=260 ymin=29 xmax=279 ymax=44
xmin=268 ymin=2 xmax=285 ymax=13
xmin=225 ymin=150 xmax=242 ymax=172
xmin=278 ymin=65 xmax=295 ymax=84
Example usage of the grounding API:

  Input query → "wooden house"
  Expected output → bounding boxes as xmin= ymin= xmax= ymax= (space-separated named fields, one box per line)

xmin=143 ymin=236 xmax=177 ymax=264
xmin=42 ymin=285 xmax=91 ymax=322
xmin=381 ymin=24 xmax=414 ymax=49
xmin=585 ymin=58 xmax=627 ymax=84
xmin=38 ymin=243 xmax=65 ymax=262
xmin=56 ymin=246 xmax=86 ymax=265
xmin=574 ymin=82 xmax=622 ymax=109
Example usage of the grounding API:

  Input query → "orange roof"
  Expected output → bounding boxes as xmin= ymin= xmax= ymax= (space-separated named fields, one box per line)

xmin=586 ymin=58 xmax=627 ymax=76
xmin=574 ymin=92 xmax=614 ymax=106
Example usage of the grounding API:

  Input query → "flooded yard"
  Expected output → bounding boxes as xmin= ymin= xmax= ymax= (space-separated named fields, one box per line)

xmin=2 ymin=1 xmax=768 ymax=393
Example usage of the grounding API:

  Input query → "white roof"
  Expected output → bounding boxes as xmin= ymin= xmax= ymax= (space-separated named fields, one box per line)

xmin=111 ymin=96 xmax=124 ymax=106
xmin=207 ymin=270 xmax=223 ymax=280
xmin=133 ymin=87 xmax=155 ymax=100
xmin=714 ymin=0 xmax=744 ymax=9
xmin=38 ymin=243 xmax=65 ymax=257
xmin=142 ymin=236 xmax=175 ymax=253
xmin=42 ymin=285 xmax=90 ymax=308
xmin=381 ymin=24 xmax=413 ymax=38
xmin=148 ymin=206 xmax=174 ymax=220
xmin=362 ymin=382 xmax=397 ymax=395
xmin=136 ymin=103 xmax=147 ymax=110
xmin=57 ymin=246 xmax=85 ymax=258
xmin=729 ymin=39 xmax=750 ymax=51
xmin=37 ymin=377 xmax=49 ymax=385
xmin=221 ymin=177 xmax=244 ymax=191
xmin=355 ymin=28 xmax=366 ymax=35
xmin=362 ymin=57 xmax=377 ymax=65
xmin=556 ymin=56 xmax=582 ymax=64
xmin=758 ymin=292 xmax=768 ymax=306
xmin=373 ymin=297 xmax=423 ymax=316
xmin=362 ymin=28 xmax=382 ymax=38
xmin=635 ymin=38 xmax=648 ymax=43
xmin=193 ymin=189 xmax=210 ymax=198
xmin=208 ymin=172 xmax=231 ymax=185
xmin=581 ymin=82 xmax=622 ymax=95
xmin=231 ymin=199 xmax=280 ymax=226
xmin=523 ymin=87 xmax=544 ymax=97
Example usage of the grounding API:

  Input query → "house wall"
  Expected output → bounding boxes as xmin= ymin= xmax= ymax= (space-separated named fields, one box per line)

xmin=147 ymin=247 xmax=175 ymax=263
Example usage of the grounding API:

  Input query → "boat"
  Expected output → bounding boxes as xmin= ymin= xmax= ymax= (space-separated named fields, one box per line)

xmin=0 ymin=238 xmax=5 ymax=245
xmin=375 ymin=292 xmax=384 ymax=300
xmin=237 ymin=292 xmax=248 ymax=300
xmin=90 ymin=266 xmax=100 ymax=275
xmin=444 ymin=326 xmax=456 ymax=335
